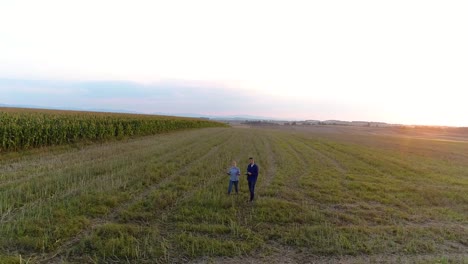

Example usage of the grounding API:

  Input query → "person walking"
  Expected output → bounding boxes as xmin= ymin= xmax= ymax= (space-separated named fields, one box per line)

xmin=227 ymin=160 xmax=240 ymax=194
xmin=246 ymin=157 xmax=259 ymax=202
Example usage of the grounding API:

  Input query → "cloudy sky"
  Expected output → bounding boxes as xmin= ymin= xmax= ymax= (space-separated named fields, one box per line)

xmin=1 ymin=0 xmax=467 ymax=126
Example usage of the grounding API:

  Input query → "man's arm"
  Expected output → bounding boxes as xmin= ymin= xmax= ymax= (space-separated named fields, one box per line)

xmin=252 ymin=165 xmax=259 ymax=177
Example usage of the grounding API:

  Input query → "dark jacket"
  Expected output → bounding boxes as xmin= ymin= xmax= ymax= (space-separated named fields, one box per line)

xmin=247 ymin=163 xmax=258 ymax=181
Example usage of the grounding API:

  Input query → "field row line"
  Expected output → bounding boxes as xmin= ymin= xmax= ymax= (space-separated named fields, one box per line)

xmin=0 ymin=131 xmax=223 ymax=224
xmin=42 ymin=130 xmax=235 ymax=263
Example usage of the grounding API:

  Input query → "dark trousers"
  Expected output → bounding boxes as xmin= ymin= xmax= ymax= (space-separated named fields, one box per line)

xmin=248 ymin=180 xmax=257 ymax=201
xmin=228 ymin=180 xmax=239 ymax=194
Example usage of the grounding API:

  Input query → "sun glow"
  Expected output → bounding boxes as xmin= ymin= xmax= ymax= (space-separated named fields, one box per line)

xmin=1 ymin=0 xmax=467 ymax=126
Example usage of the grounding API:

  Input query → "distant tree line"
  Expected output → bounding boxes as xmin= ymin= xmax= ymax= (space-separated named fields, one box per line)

xmin=241 ymin=120 xmax=280 ymax=126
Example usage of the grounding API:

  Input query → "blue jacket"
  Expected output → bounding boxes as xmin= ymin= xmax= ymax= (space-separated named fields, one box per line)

xmin=228 ymin=166 xmax=240 ymax=181
xmin=247 ymin=163 xmax=258 ymax=181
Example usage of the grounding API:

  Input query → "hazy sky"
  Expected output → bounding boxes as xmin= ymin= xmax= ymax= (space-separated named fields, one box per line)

xmin=1 ymin=0 xmax=467 ymax=126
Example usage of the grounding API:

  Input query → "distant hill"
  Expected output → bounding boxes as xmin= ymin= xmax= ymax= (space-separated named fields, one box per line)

xmin=153 ymin=112 xmax=282 ymax=121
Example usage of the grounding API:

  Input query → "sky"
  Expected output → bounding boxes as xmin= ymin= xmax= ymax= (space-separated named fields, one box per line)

xmin=1 ymin=0 xmax=467 ymax=126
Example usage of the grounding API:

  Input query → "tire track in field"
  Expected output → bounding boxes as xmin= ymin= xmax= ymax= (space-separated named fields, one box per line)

xmin=107 ymin=130 xmax=235 ymax=222
xmin=276 ymin=135 xmax=312 ymax=186
xmin=284 ymin=137 xmax=468 ymax=254
xmin=0 ymin=129 xmax=225 ymax=188
xmin=317 ymin=140 xmax=426 ymax=178
xmin=249 ymin=133 xmax=301 ymax=199
xmin=260 ymin=134 xmax=329 ymax=204
xmin=103 ymin=129 xmax=253 ymax=262
xmin=43 ymin=131 xmax=233 ymax=262
xmin=0 ymin=130 xmax=227 ymax=225
xmin=151 ymin=132 xmax=256 ymax=262
xmin=281 ymin=136 xmax=355 ymax=206
xmin=0 ymin=131 xmax=206 ymax=198
xmin=287 ymin=133 xmax=348 ymax=174
xmin=0 ymin=138 xmax=159 ymax=186
xmin=300 ymin=141 xmax=348 ymax=174
xmin=281 ymin=144 xmax=317 ymax=203
xmin=41 ymin=130 xmax=235 ymax=263
xmin=152 ymin=130 xmax=242 ymax=215
xmin=256 ymin=134 xmax=277 ymax=191
xmin=1 ymin=131 xmax=227 ymax=260
xmin=1 ymin=130 xmax=223 ymax=237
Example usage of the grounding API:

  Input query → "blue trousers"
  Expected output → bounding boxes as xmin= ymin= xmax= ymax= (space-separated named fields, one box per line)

xmin=248 ymin=180 xmax=257 ymax=201
xmin=228 ymin=180 xmax=239 ymax=194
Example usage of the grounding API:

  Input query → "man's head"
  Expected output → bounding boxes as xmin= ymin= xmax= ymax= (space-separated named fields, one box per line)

xmin=249 ymin=157 xmax=254 ymax=164
xmin=232 ymin=160 xmax=237 ymax=166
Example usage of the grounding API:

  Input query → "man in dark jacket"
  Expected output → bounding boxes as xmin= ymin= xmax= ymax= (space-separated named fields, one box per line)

xmin=246 ymin=157 xmax=259 ymax=202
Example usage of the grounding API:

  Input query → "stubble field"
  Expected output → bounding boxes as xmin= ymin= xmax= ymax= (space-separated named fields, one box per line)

xmin=1 ymin=125 xmax=467 ymax=263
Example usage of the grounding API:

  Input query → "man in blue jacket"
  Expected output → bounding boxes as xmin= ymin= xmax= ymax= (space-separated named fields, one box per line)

xmin=246 ymin=157 xmax=259 ymax=202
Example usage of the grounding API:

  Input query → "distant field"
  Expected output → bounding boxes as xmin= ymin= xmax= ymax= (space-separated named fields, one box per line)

xmin=0 ymin=125 xmax=467 ymax=263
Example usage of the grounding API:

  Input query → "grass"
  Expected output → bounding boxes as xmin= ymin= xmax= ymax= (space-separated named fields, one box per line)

xmin=0 ymin=125 xmax=467 ymax=263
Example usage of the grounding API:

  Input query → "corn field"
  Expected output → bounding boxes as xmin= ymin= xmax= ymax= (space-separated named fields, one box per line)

xmin=0 ymin=107 xmax=226 ymax=152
